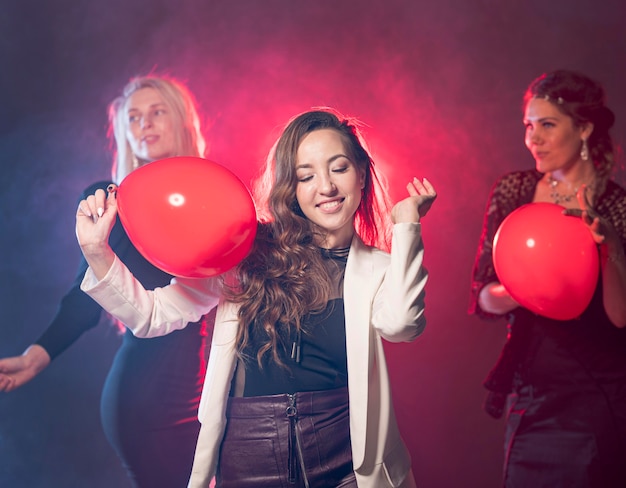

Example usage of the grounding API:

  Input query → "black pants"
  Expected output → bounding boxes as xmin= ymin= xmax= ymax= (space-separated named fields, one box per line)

xmin=217 ymin=387 xmax=356 ymax=488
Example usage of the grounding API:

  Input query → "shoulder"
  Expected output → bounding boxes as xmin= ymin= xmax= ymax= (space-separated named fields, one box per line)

xmin=351 ymin=234 xmax=389 ymax=266
xmin=487 ymin=170 xmax=541 ymax=212
xmin=598 ymin=179 xmax=626 ymax=212
xmin=492 ymin=169 xmax=541 ymax=192
xmin=603 ymin=179 xmax=626 ymax=200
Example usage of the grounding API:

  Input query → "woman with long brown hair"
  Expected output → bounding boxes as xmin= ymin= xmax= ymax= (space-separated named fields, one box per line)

xmin=77 ymin=108 xmax=436 ymax=487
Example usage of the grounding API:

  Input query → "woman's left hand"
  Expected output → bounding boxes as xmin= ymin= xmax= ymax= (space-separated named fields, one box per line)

xmin=564 ymin=186 xmax=626 ymax=328
xmin=392 ymin=177 xmax=437 ymax=223
xmin=563 ymin=184 xmax=619 ymax=246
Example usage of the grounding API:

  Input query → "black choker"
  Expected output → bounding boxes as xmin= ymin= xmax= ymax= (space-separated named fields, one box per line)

xmin=319 ymin=246 xmax=350 ymax=262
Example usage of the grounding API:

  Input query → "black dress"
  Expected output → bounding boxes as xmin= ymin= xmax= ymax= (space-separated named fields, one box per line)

xmin=36 ymin=181 xmax=209 ymax=487
xmin=469 ymin=170 xmax=626 ymax=488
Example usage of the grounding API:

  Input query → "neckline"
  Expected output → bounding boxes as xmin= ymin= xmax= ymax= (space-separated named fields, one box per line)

xmin=319 ymin=246 xmax=350 ymax=261
xmin=546 ymin=173 xmax=595 ymax=205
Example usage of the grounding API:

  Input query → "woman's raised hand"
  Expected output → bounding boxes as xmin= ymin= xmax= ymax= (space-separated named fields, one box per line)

xmin=76 ymin=185 xmax=118 ymax=279
xmin=391 ymin=177 xmax=437 ymax=224
xmin=76 ymin=187 xmax=117 ymax=249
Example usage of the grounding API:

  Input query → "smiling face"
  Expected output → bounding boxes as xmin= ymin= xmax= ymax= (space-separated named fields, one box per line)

xmin=124 ymin=87 xmax=177 ymax=164
xmin=523 ymin=97 xmax=592 ymax=174
xmin=295 ymin=129 xmax=365 ymax=248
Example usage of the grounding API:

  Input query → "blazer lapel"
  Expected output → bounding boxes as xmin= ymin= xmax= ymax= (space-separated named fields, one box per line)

xmin=344 ymin=235 xmax=383 ymax=468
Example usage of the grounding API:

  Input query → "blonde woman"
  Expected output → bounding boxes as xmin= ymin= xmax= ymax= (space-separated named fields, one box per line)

xmin=0 ymin=75 xmax=210 ymax=487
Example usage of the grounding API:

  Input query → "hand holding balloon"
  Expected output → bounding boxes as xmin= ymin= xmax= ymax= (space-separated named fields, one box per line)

xmin=478 ymin=281 xmax=521 ymax=316
xmin=493 ymin=202 xmax=599 ymax=321
xmin=76 ymin=187 xmax=119 ymax=280
xmin=562 ymin=184 xmax=621 ymax=246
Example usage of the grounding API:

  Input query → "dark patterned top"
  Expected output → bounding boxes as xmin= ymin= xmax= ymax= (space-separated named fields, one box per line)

xmin=469 ymin=170 xmax=626 ymax=398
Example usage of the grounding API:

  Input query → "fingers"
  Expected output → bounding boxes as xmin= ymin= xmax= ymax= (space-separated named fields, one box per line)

xmin=77 ymin=189 xmax=105 ymax=218
xmin=573 ymin=183 xmax=602 ymax=228
xmin=581 ymin=210 xmax=594 ymax=227
xmin=584 ymin=213 xmax=604 ymax=242
xmin=562 ymin=208 xmax=583 ymax=218
xmin=0 ymin=359 xmax=19 ymax=392
xmin=406 ymin=177 xmax=437 ymax=197
xmin=0 ymin=373 xmax=15 ymax=392
xmin=77 ymin=189 xmax=113 ymax=223
xmin=406 ymin=177 xmax=425 ymax=196
xmin=576 ymin=184 xmax=594 ymax=211
xmin=406 ymin=180 xmax=419 ymax=196
xmin=421 ymin=177 xmax=436 ymax=196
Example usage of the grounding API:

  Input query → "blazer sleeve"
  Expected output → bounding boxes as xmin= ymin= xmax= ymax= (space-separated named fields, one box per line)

xmin=372 ymin=222 xmax=428 ymax=342
xmin=81 ymin=255 xmax=221 ymax=338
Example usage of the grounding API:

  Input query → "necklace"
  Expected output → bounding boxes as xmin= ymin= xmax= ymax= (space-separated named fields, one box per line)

xmin=319 ymin=246 xmax=350 ymax=263
xmin=547 ymin=175 xmax=594 ymax=205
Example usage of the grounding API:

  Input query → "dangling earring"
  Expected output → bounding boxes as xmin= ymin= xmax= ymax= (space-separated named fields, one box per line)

xmin=580 ymin=139 xmax=590 ymax=161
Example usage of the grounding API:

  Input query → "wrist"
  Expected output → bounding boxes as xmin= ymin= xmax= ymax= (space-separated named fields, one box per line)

xmin=23 ymin=345 xmax=51 ymax=372
xmin=80 ymin=241 xmax=113 ymax=257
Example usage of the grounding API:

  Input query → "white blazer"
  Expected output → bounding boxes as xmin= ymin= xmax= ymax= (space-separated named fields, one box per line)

xmin=83 ymin=223 xmax=427 ymax=488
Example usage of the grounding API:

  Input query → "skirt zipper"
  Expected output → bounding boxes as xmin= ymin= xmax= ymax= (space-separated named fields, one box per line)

xmin=286 ymin=394 xmax=310 ymax=487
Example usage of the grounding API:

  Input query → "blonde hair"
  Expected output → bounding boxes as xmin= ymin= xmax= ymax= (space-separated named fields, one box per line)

xmin=108 ymin=75 xmax=207 ymax=183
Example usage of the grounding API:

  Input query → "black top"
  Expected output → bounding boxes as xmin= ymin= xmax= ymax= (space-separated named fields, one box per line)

xmin=240 ymin=247 xmax=349 ymax=397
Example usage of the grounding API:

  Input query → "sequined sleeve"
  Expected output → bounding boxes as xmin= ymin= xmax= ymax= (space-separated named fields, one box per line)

xmin=468 ymin=170 xmax=542 ymax=318
xmin=596 ymin=180 xmax=626 ymax=252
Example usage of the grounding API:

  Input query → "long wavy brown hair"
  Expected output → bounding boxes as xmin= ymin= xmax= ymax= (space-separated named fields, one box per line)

xmin=523 ymin=70 xmax=617 ymax=196
xmin=224 ymin=109 xmax=392 ymax=367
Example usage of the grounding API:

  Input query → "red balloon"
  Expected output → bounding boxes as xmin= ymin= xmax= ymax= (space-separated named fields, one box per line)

xmin=116 ymin=157 xmax=257 ymax=278
xmin=493 ymin=202 xmax=599 ymax=321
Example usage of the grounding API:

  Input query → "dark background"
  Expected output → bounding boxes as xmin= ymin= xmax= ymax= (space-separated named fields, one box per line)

xmin=1 ymin=1 xmax=625 ymax=487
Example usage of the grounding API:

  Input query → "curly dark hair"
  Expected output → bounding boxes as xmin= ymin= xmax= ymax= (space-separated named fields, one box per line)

xmin=523 ymin=69 xmax=617 ymax=195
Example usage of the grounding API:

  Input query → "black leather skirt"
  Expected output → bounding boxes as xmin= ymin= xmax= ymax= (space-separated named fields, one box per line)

xmin=216 ymin=387 xmax=357 ymax=488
